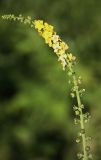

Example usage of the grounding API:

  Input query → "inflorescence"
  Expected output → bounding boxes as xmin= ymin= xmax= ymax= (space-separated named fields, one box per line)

xmin=2 ymin=14 xmax=76 ymax=70
xmin=1 ymin=14 xmax=92 ymax=160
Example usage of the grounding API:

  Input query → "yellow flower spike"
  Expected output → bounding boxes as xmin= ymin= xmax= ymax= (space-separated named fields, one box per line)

xmin=67 ymin=53 xmax=76 ymax=61
xmin=34 ymin=20 xmax=69 ymax=60
xmin=34 ymin=19 xmax=71 ymax=70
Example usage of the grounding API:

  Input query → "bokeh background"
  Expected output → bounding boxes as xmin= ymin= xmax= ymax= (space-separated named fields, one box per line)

xmin=0 ymin=0 xmax=101 ymax=160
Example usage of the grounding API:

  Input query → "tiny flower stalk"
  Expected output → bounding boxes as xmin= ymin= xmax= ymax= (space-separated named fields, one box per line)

xmin=1 ymin=14 xmax=92 ymax=160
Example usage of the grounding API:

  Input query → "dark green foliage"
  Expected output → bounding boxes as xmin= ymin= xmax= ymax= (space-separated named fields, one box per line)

xmin=0 ymin=0 xmax=101 ymax=160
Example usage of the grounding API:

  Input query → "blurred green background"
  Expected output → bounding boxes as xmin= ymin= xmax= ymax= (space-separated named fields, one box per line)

xmin=0 ymin=0 xmax=101 ymax=160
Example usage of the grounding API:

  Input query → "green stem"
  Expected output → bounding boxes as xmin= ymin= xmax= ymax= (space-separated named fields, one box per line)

xmin=68 ymin=62 xmax=88 ymax=160
xmin=73 ymin=75 xmax=88 ymax=160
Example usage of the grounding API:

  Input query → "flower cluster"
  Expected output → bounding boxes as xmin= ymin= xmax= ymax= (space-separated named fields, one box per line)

xmin=34 ymin=20 xmax=76 ymax=70
xmin=1 ymin=15 xmax=76 ymax=70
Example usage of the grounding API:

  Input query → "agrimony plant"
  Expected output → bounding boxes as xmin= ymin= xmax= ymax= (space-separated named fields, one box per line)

xmin=1 ymin=14 xmax=92 ymax=160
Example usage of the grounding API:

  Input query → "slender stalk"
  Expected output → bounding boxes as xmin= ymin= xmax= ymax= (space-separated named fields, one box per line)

xmin=68 ymin=62 xmax=88 ymax=160
xmin=74 ymin=75 xmax=88 ymax=160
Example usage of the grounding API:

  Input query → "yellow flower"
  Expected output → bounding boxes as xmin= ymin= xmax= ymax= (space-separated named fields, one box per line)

xmin=58 ymin=54 xmax=67 ymax=70
xmin=42 ymin=31 xmax=52 ymax=39
xmin=52 ymin=42 xmax=61 ymax=53
xmin=44 ymin=22 xmax=54 ymax=32
xmin=52 ymin=35 xmax=59 ymax=43
xmin=58 ymin=49 xmax=65 ymax=55
xmin=34 ymin=20 xmax=44 ymax=31
xmin=56 ymin=42 xmax=68 ymax=55
xmin=42 ymin=31 xmax=53 ymax=46
xmin=45 ymin=37 xmax=52 ymax=47
xmin=67 ymin=53 xmax=76 ymax=61
xmin=60 ymin=42 xmax=69 ymax=50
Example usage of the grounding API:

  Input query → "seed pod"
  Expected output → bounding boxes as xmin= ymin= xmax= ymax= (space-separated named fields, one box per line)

xmin=77 ymin=153 xmax=83 ymax=159
xmin=86 ymin=146 xmax=90 ymax=152
xmin=75 ymin=110 xmax=80 ymax=116
xmin=70 ymin=92 xmax=75 ymax=98
xmin=76 ymin=138 xmax=81 ymax=143
xmin=81 ymin=129 xmax=85 ymax=134
xmin=74 ymin=118 xmax=80 ymax=125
